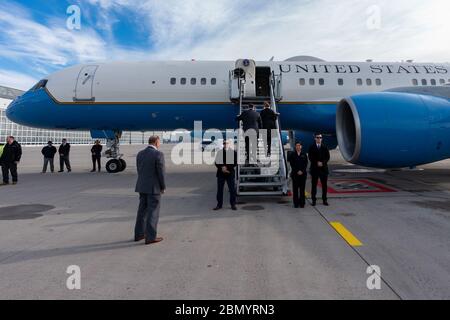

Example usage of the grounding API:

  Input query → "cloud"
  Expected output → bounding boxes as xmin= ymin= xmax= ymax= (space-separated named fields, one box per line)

xmin=0 ymin=5 xmax=108 ymax=66
xmin=80 ymin=0 xmax=450 ymax=62
xmin=0 ymin=69 xmax=37 ymax=90
xmin=0 ymin=0 xmax=449 ymax=90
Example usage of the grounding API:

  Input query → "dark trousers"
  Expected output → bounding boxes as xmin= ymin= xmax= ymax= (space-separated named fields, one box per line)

xmin=135 ymin=193 xmax=161 ymax=241
xmin=244 ymin=132 xmax=259 ymax=163
xmin=311 ymin=173 xmax=328 ymax=201
xmin=2 ymin=162 xmax=18 ymax=183
xmin=43 ymin=158 xmax=54 ymax=173
xmin=262 ymin=129 xmax=274 ymax=156
xmin=59 ymin=155 xmax=71 ymax=171
xmin=216 ymin=174 xmax=236 ymax=207
xmin=292 ymin=175 xmax=307 ymax=207
xmin=92 ymin=156 xmax=101 ymax=171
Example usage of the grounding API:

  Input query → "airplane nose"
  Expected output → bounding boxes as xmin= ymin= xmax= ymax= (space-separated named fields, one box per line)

xmin=6 ymin=98 xmax=21 ymax=122
xmin=6 ymin=99 xmax=16 ymax=118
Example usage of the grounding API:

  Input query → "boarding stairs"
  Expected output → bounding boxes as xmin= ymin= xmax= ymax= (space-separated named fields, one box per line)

xmin=230 ymin=70 xmax=289 ymax=196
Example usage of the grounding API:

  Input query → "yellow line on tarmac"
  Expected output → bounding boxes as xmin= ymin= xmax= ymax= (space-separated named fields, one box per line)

xmin=330 ymin=222 xmax=363 ymax=247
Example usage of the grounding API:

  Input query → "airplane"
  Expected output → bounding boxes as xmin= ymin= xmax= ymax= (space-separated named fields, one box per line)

xmin=6 ymin=56 xmax=450 ymax=173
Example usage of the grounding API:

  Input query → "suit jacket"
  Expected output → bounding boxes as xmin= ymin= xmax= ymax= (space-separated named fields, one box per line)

xmin=236 ymin=109 xmax=262 ymax=132
xmin=42 ymin=145 xmax=57 ymax=158
xmin=59 ymin=143 xmax=71 ymax=157
xmin=308 ymin=144 xmax=330 ymax=175
xmin=135 ymin=146 xmax=166 ymax=194
xmin=260 ymin=108 xmax=278 ymax=129
xmin=91 ymin=144 xmax=103 ymax=157
xmin=288 ymin=151 xmax=308 ymax=178
xmin=215 ymin=148 xmax=237 ymax=178
xmin=0 ymin=141 xmax=22 ymax=164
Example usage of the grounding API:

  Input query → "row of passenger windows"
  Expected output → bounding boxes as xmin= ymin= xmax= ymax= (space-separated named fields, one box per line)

xmin=170 ymin=77 xmax=217 ymax=85
xmin=412 ymin=79 xmax=449 ymax=86
xmin=299 ymin=78 xmax=450 ymax=87
xmin=299 ymin=78 xmax=383 ymax=86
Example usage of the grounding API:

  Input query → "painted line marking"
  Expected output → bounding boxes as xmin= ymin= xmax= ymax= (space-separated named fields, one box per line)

xmin=330 ymin=222 xmax=363 ymax=247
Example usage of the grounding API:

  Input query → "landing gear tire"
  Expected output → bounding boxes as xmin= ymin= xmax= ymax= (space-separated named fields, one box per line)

xmin=119 ymin=159 xmax=127 ymax=172
xmin=106 ymin=159 xmax=123 ymax=173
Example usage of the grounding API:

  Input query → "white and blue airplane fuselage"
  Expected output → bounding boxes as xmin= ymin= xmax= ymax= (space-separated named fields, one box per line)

xmin=6 ymin=59 xmax=450 ymax=168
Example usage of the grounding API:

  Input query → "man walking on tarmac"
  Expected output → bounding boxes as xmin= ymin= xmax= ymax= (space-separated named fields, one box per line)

xmin=0 ymin=136 xmax=22 ymax=186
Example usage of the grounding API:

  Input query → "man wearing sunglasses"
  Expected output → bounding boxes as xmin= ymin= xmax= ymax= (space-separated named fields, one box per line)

xmin=308 ymin=134 xmax=330 ymax=206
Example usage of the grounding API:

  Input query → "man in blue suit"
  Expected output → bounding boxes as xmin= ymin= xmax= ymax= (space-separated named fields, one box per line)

xmin=134 ymin=136 xmax=166 ymax=245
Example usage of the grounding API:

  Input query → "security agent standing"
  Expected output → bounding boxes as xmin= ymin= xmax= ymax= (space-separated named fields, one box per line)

xmin=236 ymin=104 xmax=262 ymax=163
xmin=308 ymin=133 xmax=330 ymax=206
xmin=260 ymin=101 xmax=278 ymax=156
xmin=288 ymin=142 xmax=308 ymax=208
xmin=58 ymin=138 xmax=71 ymax=172
xmin=0 ymin=136 xmax=22 ymax=186
xmin=214 ymin=140 xmax=238 ymax=211
xmin=41 ymin=141 xmax=57 ymax=173
xmin=134 ymin=136 xmax=166 ymax=245
xmin=91 ymin=140 xmax=103 ymax=172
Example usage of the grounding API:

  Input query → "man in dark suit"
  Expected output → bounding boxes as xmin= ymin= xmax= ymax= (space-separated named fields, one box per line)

xmin=288 ymin=142 xmax=308 ymax=208
xmin=90 ymin=140 xmax=103 ymax=172
xmin=0 ymin=136 xmax=22 ymax=186
xmin=214 ymin=140 xmax=238 ymax=211
xmin=58 ymin=138 xmax=71 ymax=172
xmin=308 ymin=133 xmax=330 ymax=206
xmin=134 ymin=136 xmax=166 ymax=245
xmin=41 ymin=141 xmax=57 ymax=173
xmin=260 ymin=101 xmax=278 ymax=156
xmin=236 ymin=104 xmax=262 ymax=163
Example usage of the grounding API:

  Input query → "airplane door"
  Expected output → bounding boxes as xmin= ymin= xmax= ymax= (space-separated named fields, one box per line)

xmin=235 ymin=59 xmax=256 ymax=97
xmin=74 ymin=65 xmax=98 ymax=102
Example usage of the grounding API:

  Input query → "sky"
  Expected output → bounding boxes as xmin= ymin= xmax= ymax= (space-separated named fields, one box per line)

xmin=0 ymin=0 xmax=449 ymax=90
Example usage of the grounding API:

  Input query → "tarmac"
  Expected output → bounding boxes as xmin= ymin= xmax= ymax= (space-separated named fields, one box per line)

xmin=0 ymin=143 xmax=449 ymax=299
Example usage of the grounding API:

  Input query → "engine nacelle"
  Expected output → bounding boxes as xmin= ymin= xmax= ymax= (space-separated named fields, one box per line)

xmin=336 ymin=91 xmax=450 ymax=168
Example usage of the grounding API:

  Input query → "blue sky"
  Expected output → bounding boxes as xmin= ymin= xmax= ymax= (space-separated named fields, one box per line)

xmin=0 ymin=0 xmax=449 ymax=90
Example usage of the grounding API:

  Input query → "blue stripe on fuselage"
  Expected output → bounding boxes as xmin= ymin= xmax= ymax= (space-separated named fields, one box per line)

xmin=6 ymin=88 xmax=337 ymax=133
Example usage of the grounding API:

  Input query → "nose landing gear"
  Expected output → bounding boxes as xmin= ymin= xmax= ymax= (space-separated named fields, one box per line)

xmin=103 ymin=131 xmax=127 ymax=173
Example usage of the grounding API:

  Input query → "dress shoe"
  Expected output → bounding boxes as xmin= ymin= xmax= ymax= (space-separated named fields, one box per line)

xmin=145 ymin=237 xmax=163 ymax=245
xmin=134 ymin=235 xmax=145 ymax=242
xmin=0 ymin=182 xmax=9 ymax=186
xmin=231 ymin=206 xmax=237 ymax=211
xmin=300 ymin=204 xmax=305 ymax=208
xmin=12 ymin=182 xmax=17 ymax=185
xmin=213 ymin=206 xmax=222 ymax=211
xmin=294 ymin=205 xmax=299 ymax=208
xmin=58 ymin=170 xmax=64 ymax=173
xmin=311 ymin=200 xmax=316 ymax=206
xmin=323 ymin=200 xmax=329 ymax=206
xmin=90 ymin=169 xmax=96 ymax=172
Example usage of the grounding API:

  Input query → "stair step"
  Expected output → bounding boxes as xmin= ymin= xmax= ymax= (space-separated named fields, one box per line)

xmin=239 ymin=174 xmax=281 ymax=178
xmin=238 ymin=182 xmax=283 ymax=187
xmin=237 ymin=191 xmax=285 ymax=196
xmin=240 ymin=167 xmax=280 ymax=171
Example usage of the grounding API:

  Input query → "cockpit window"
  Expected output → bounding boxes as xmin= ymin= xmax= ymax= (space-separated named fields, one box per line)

xmin=30 ymin=79 xmax=48 ymax=91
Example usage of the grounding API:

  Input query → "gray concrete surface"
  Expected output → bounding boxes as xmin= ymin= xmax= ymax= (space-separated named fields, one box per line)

xmin=0 ymin=144 xmax=448 ymax=299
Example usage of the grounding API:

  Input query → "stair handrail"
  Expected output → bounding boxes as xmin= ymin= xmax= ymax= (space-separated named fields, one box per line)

xmin=270 ymin=71 xmax=288 ymax=193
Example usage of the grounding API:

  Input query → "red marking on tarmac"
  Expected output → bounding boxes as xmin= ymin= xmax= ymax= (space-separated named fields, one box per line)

xmin=320 ymin=179 xmax=397 ymax=194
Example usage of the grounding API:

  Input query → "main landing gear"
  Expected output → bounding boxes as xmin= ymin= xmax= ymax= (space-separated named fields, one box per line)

xmin=104 ymin=131 xmax=127 ymax=173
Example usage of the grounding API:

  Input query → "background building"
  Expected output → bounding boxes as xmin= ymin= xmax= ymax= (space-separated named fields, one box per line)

xmin=0 ymin=85 xmax=168 ymax=145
